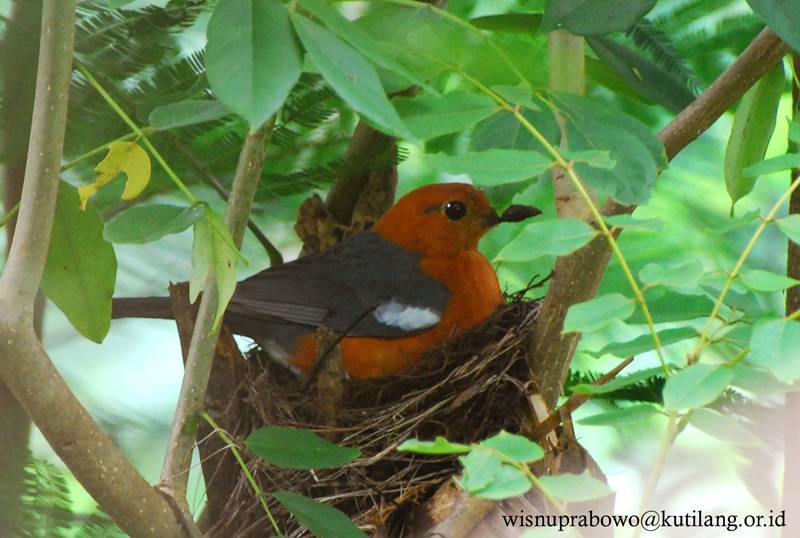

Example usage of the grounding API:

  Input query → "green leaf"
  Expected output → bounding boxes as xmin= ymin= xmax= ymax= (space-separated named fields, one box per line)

xmin=587 ymin=35 xmax=694 ymax=113
xmin=207 ymin=213 xmax=239 ymax=330
xmin=538 ymin=471 xmax=612 ymax=502
xmin=747 ymin=0 xmax=800 ymax=51
xmin=578 ymin=403 xmax=659 ymax=426
xmin=749 ymin=319 xmax=800 ymax=381
xmin=491 ymin=85 xmax=541 ymax=111
xmin=206 ymin=0 xmax=300 ymax=129
xmin=470 ymin=13 xmax=543 ymax=34
xmin=663 ymin=363 xmax=734 ymax=410
xmin=189 ymin=217 xmax=213 ymax=303
xmin=571 ymin=367 xmax=664 ymax=395
xmin=188 ymin=214 xmax=239 ymax=328
xmin=639 ymin=259 xmax=705 ymax=289
xmin=585 ymin=328 xmax=697 ymax=360
xmin=471 ymin=464 xmax=532 ymax=500
xmin=394 ymin=91 xmax=499 ymax=140
xmin=731 ymin=362 xmax=792 ymax=394
xmin=496 ymin=218 xmax=597 ymax=262
xmin=777 ymin=214 xmax=800 ymax=245
xmin=426 ymin=149 xmax=552 ymax=186
xmin=296 ymin=0 xmax=437 ymax=94
xmin=397 ymin=437 xmax=471 ymax=455
xmin=627 ymin=288 xmax=714 ymax=324
xmin=739 ymin=269 xmax=799 ymax=292
xmin=561 ymin=149 xmax=616 ymax=169
xmin=103 ymin=204 xmax=207 ymax=244
xmin=563 ymin=293 xmax=635 ymax=334
xmin=246 ymin=426 xmax=360 ymax=469
xmin=479 ymin=431 xmax=544 ymax=463
xmin=459 ymin=448 xmax=503 ymax=492
xmin=743 ymin=152 xmax=800 ymax=177
xmin=604 ymin=215 xmax=664 ymax=232
xmin=149 ymin=100 xmax=231 ymax=130
xmin=272 ymin=491 xmax=367 ymax=538
xmin=689 ymin=408 xmax=761 ymax=447
xmin=471 ymin=108 xmax=560 ymax=152
xmin=541 ymin=0 xmax=655 ymax=35
xmin=789 ymin=119 xmax=800 ymax=144
xmin=291 ymin=14 xmax=413 ymax=140
xmin=724 ymin=62 xmax=784 ymax=210
xmin=550 ymin=93 xmax=664 ymax=205
xmin=42 ymin=182 xmax=117 ymax=343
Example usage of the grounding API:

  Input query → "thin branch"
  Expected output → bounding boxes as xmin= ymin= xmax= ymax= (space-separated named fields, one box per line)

xmin=532 ymin=27 xmax=790 ymax=408
xmin=0 ymin=2 xmax=191 ymax=536
xmin=160 ymin=118 xmax=275 ymax=505
xmin=169 ymin=135 xmax=284 ymax=266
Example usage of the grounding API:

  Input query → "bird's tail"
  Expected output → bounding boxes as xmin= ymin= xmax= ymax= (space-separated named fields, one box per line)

xmin=111 ymin=296 xmax=174 ymax=320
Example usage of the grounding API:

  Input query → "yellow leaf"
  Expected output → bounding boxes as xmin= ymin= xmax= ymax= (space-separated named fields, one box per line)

xmin=79 ymin=141 xmax=151 ymax=210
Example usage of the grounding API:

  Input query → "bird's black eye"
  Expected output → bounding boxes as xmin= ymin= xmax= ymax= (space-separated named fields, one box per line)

xmin=443 ymin=200 xmax=467 ymax=221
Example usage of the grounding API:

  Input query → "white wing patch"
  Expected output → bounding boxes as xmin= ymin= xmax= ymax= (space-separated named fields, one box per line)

xmin=374 ymin=299 xmax=441 ymax=331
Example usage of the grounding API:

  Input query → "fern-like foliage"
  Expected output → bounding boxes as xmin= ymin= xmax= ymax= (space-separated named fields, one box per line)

xmin=627 ymin=18 xmax=702 ymax=94
xmin=565 ymin=369 xmax=665 ymax=404
xmin=14 ymin=456 xmax=126 ymax=538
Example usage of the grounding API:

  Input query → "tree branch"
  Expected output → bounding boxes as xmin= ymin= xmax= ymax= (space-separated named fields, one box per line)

xmin=0 ymin=2 xmax=190 ymax=536
xmin=159 ymin=119 xmax=274 ymax=506
xmin=782 ymin=53 xmax=800 ymax=538
xmin=530 ymin=27 xmax=790 ymax=408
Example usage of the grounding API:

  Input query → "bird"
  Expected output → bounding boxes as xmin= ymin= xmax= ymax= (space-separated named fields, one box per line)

xmin=112 ymin=183 xmax=540 ymax=378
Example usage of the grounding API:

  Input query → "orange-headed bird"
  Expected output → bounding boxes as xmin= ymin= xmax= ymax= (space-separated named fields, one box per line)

xmin=223 ymin=183 xmax=540 ymax=378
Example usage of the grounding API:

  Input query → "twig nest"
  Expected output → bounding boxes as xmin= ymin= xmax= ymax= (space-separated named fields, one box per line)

xmin=208 ymin=296 xmax=540 ymax=537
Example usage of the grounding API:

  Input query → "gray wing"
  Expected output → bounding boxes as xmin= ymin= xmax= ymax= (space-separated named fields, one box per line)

xmin=225 ymin=232 xmax=451 ymax=339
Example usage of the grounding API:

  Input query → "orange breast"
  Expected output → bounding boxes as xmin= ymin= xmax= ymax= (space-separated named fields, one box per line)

xmin=289 ymin=250 xmax=502 ymax=378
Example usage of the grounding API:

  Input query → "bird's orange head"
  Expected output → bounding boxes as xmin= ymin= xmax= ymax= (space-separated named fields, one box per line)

xmin=373 ymin=183 xmax=540 ymax=257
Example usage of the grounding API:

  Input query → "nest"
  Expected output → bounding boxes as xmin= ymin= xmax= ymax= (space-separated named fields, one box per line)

xmin=206 ymin=295 xmax=540 ymax=537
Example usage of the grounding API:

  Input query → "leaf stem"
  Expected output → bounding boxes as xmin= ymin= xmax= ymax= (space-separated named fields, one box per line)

xmin=691 ymin=172 xmax=800 ymax=361
xmin=200 ymin=412 xmax=282 ymax=536
xmin=0 ymin=202 xmax=20 ymax=229
xmin=75 ymin=62 xmax=197 ymax=203
xmin=633 ymin=411 xmax=683 ymax=538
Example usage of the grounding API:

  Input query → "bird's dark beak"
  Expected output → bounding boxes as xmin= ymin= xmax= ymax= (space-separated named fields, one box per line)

xmin=485 ymin=204 xmax=542 ymax=227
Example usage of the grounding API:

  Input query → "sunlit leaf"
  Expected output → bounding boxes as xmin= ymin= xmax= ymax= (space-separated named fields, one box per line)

xmin=777 ymin=214 xmax=800 ymax=245
xmin=398 ymin=437 xmax=471 ymax=455
xmin=585 ymin=328 xmax=697 ymax=359
xmin=743 ymin=153 xmax=800 ymax=177
xmin=563 ymin=293 xmax=635 ymax=334
xmin=80 ymin=141 xmax=151 ymax=210
xmin=471 ymin=464 xmax=532 ymax=500
xmin=479 ymin=431 xmax=544 ymax=463
xmin=639 ymin=259 xmax=705 ymax=289
xmin=749 ymin=319 xmax=800 ymax=381
xmin=604 ymin=215 xmax=664 ymax=232
xmin=189 ymin=217 xmax=213 ymax=303
xmin=739 ymin=269 xmax=799 ymax=292
xmin=663 ymin=363 xmax=734 ymax=410
xmin=426 ymin=149 xmax=552 ymax=186
xmin=459 ymin=448 xmax=503 ymax=492
xmin=496 ymin=218 xmax=597 ymax=262
xmin=578 ymin=404 xmax=659 ymax=426
xmin=724 ymin=62 xmax=784 ymax=211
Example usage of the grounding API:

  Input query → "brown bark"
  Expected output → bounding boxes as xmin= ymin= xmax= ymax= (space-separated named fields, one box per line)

xmin=782 ymin=54 xmax=800 ymax=538
xmin=0 ymin=4 xmax=42 ymax=526
xmin=0 ymin=2 xmax=191 ymax=535
xmin=160 ymin=119 xmax=274 ymax=510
